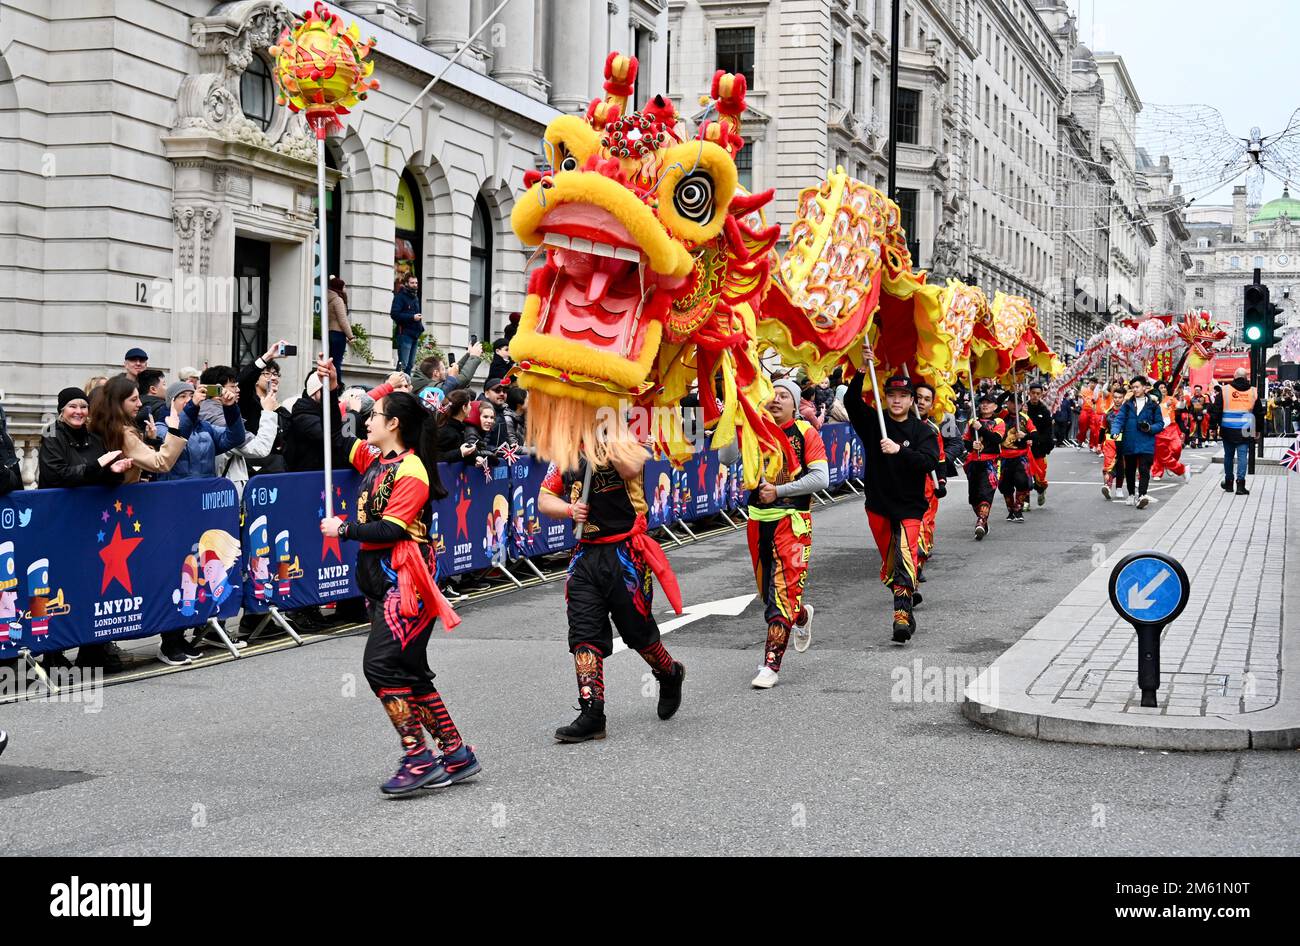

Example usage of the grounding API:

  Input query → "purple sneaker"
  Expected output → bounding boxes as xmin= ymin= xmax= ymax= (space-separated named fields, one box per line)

xmin=380 ymin=749 xmax=442 ymax=796
xmin=423 ymin=744 xmax=482 ymax=789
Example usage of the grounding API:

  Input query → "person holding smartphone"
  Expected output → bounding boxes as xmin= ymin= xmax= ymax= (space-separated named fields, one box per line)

xmin=328 ymin=277 xmax=354 ymax=383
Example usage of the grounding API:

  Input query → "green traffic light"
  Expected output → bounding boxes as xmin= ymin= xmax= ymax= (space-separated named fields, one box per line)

xmin=1245 ymin=324 xmax=1264 ymax=342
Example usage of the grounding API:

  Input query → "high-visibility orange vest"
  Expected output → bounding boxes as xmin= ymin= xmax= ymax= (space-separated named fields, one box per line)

xmin=1220 ymin=386 xmax=1257 ymax=432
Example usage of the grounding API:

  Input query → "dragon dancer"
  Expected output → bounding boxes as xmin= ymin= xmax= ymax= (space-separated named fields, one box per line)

xmin=722 ymin=379 xmax=827 ymax=689
xmin=845 ymin=344 xmax=939 ymax=644
xmin=913 ymin=381 xmax=947 ymax=584
xmin=1025 ymin=381 xmax=1053 ymax=506
xmin=963 ymin=395 xmax=1005 ymax=540
xmin=538 ymin=448 xmax=686 ymax=743
xmin=997 ymin=396 xmax=1037 ymax=523
xmin=316 ymin=358 xmax=480 ymax=796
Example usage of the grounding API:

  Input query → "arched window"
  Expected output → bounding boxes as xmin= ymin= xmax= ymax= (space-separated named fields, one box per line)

xmin=394 ymin=169 xmax=423 ymax=290
xmin=470 ymin=197 xmax=493 ymax=341
xmin=240 ymin=55 xmax=275 ymax=131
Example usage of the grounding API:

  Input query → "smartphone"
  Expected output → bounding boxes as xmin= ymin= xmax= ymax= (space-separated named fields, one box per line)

xmin=279 ymin=342 xmax=298 ymax=357
xmin=205 ymin=384 xmax=221 ymax=398
xmin=470 ymin=334 xmax=479 ymax=345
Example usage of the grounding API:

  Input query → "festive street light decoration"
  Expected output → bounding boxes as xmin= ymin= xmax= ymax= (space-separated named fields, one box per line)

xmin=269 ymin=2 xmax=378 ymax=516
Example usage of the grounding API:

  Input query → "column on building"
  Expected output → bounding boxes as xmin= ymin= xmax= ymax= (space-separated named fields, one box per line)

xmin=424 ymin=0 xmax=469 ymax=54
xmin=548 ymin=0 xmax=594 ymax=113
xmin=490 ymin=0 xmax=546 ymax=98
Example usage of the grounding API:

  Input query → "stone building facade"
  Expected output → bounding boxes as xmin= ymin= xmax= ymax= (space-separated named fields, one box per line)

xmin=1136 ymin=150 xmax=1190 ymax=316
xmin=1184 ymin=187 xmax=1300 ymax=345
xmin=0 ymin=0 xmax=668 ymax=482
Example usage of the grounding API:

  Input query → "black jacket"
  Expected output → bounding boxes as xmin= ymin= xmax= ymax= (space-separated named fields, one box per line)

xmin=1025 ymin=399 xmax=1054 ymax=457
xmin=38 ymin=420 xmax=126 ymax=490
xmin=0 ymin=406 xmax=23 ymax=495
xmin=286 ymin=387 xmax=347 ymax=472
xmin=435 ymin=417 xmax=470 ymax=463
xmin=845 ymin=374 xmax=939 ymax=519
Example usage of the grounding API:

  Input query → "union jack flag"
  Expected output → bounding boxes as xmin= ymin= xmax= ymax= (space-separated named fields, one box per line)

xmin=1283 ymin=435 xmax=1300 ymax=473
xmin=498 ymin=443 xmax=520 ymax=466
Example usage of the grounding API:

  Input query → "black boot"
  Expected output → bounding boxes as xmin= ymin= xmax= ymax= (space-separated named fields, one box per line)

xmin=1235 ymin=480 xmax=1249 ymax=496
xmin=653 ymin=662 xmax=686 ymax=720
xmin=1221 ymin=480 xmax=1233 ymax=492
xmin=554 ymin=699 xmax=607 ymax=743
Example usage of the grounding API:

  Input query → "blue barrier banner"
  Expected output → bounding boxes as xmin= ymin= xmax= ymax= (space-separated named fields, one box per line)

xmin=682 ymin=450 xmax=724 ymax=521
xmin=821 ymin=423 xmax=864 ymax=486
xmin=436 ymin=462 xmax=512 ymax=576
xmin=509 ymin=459 xmax=574 ymax=559
xmin=0 ymin=478 xmax=242 ymax=656
xmin=644 ymin=458 xmax=677 ymax=529
xmin=241 ymin=470 xmax=362 ymax=613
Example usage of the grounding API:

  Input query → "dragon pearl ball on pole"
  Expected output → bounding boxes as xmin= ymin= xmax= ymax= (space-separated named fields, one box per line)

xmin=269 ymin=2 xmax=379 ymax=516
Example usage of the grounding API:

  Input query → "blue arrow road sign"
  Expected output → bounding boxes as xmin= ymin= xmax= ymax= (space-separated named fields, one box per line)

xmin=1109 ymin=553 xmax=1190 ymax=626
xmin=1075 ymin=338 xmax=1085 ymax=354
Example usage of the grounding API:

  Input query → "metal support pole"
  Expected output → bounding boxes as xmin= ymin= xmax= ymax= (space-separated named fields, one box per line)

xmin=887 ymin=0 xmax=901 ymax=200
xmin=517 ymin=556 xmax=549 ymax=582
xmin=19 ymin=648 xmax=57 ymax=694
xmin=1135 ymin=623 xmax=1162 ymax=708
xmin=208 ymin=618 xmax=243 ymax=659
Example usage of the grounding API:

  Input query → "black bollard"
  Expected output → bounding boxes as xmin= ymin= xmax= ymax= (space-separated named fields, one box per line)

xmin=1135 ymin=623 xmax=1161 ymax=708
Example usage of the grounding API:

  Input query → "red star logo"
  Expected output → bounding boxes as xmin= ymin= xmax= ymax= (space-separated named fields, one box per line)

xmin=455 ymin=494 xmax=472 ymax=540
xmin=697 ymin=458 xmax=708 ymax=491
xmin=322 ymin=514 xmax=348 ymax=562
xmin=99 ymin=523 xmax=143 ymax=594
xmin=830 ymin=439 xmax=839 ymax=464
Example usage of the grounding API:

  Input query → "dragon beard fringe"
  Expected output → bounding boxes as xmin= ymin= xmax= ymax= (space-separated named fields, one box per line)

xmin=524 ymin=389 xmax=650 ymax=472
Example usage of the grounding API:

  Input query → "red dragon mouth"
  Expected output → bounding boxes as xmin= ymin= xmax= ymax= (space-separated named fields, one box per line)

xmin=535 ymin=204 xmax=689 ymax=359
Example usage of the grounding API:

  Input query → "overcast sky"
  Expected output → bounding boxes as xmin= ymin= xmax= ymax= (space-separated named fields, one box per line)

xmin=1072 ymin=0 xmax=1298 ymax=206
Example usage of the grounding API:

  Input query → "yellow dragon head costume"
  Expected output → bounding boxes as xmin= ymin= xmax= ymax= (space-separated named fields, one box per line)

xmin=510 ymin=52 xmax=1044 ymax=485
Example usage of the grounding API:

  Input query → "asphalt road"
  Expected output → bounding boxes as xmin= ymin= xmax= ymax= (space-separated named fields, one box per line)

xmin=2 ymin=444 xmax=1296 ymax=856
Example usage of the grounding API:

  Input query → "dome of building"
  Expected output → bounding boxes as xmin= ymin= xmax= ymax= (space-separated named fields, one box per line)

xmin=1251 ymin=187 xmax=1300 ymax=224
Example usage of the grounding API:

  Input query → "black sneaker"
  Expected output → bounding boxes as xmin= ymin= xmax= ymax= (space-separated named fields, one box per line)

xmin=975 ymin=520 xmax=987 ymax=540
xmin=1006 ymin=511 xmax=1016 ymax=522
xmin=1235 ymin=481 xmax=1249 ymax=496
xmin=183 ymin=635 xmax=205 ymax=660
xmin=891 ymin=607 xmax=913 ymax=643
xmin=1036 ymin=488 xmax=1047 ymax=506
xmin=157 ymin=638 xmax=192 ymax=666
xmin=74 ymin=643 xmax=125 ymax=674
xmin=41 ymin=650 xmax=74 ymax=672
xmin=1014 ymin=511 xmax=1025 ymax=523
xmin=911 ymin=591 xmax=923 ymax=608
xmin=653 ymin=662 xmax=686 ymax=720
xmin=554 ymin=699 xmax=607 ymax=742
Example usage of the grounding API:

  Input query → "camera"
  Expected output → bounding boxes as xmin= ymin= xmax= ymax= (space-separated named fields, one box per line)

xmin=278 ymin=342 xmax=298 ymax=357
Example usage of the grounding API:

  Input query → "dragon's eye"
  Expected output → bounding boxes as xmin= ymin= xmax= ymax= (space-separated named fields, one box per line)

xmin=560 ymin=154 xmax=578 ymax=172
xmin=673 ymin=172 xmax=714 ymax=223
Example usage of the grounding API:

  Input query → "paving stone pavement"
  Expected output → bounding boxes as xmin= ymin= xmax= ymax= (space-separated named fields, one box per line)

xmin=1028 ymin=472 xmax=1286 ymax=716
xmin=964 ymin=460 xmax=1298 ymax=750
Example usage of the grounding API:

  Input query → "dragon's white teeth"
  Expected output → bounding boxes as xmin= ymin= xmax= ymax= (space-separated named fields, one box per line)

xmin=570 ymin=237 xmax=594 ymax=254
xmin=613 ymin=246 xmax=641 ymax=262
xmin=543 ymin=233 xmax=571 ymax=249
xmin=589 ymin=242 xmax=616 ymax=258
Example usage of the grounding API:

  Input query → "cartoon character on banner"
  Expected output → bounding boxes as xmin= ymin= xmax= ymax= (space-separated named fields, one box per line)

xmin=838 ymin=433 xmax=852 ymax=483
xmin=199 ymin=530 xmax=241 ymax=608
xmin=175 ymin=554 xmax=200 ymax=617
xmin=714 ymin=464 xmax=729 ymax=506
xmin=0 ymin=540 xmax=21 ymax=643
xmin=511 ymin=486 xmax=533 ymax=556
xmin=671 ymin=467 xmax=690 ymax=520
xmin=275 ymin=529 xmax=302 ymax=597
xmin=247 ymin=515 xmax=273 ymax=601
xmin=26 ymin=559 xmax=52 ymax=636
xmin=484 ymin=494 xmax=509 ymax=566
xmin=653 ymin=471 xmax=672 ymax=523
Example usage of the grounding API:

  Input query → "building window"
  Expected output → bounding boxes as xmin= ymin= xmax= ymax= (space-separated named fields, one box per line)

xmin=896 ymin=187 xmax=919 ymax=264
xmin=1254 ymin=255 xmax=1265 ymax=269
xmin=871 ymin=74 xmax=880 ymax=111
xmin=1194 ymin=287 xmax=1204 ymax=299
xmin=852 ymin=59 xmax=863 ymax=115
xmin=735 ymin=144 xmax=753 ymax=191
xmin=716 ymin=28 xmax=755 ymax=87
xmin=240 ymin=55 xmax=275 ymax=132
xmin=896 ymin=88 xmax=921 ymax=144
xmin=1194 ymin=260 xmax=1204 ymax=273
xmin=831 ymin=41 xmax=841 ymax=102
xmin=1230 ymin=256 xmax=1240 ymax=268
xmin=470 ymin=196 xmax=493 ymax=341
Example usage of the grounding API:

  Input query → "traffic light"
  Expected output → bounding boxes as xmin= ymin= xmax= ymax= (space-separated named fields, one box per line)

xmin=1268 ymin=299 xmax=1286 ymax=345
xmin=1243 ymin=283 xmax=1270 ymax=345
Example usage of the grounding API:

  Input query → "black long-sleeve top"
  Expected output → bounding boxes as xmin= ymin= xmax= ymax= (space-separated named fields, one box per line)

xmin=845 ymin=373 xmax=939 ymax=519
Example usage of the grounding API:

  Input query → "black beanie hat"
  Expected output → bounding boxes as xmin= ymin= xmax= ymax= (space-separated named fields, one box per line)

xmin=58 ymin=387 xmax=89 ymax=412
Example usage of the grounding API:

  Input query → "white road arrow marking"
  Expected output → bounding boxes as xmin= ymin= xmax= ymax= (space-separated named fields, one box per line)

xmin=1126 ymin=569 xmax=1171 ymax=612
xmin=611 ymin=593 xmax=755 ymax=654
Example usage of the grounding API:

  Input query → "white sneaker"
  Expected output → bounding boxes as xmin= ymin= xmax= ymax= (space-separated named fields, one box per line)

xmin=1101 ymin=484 xmax=1112 ymax=500
xmin=1184 ymin=470 xmax=1193 ymax=484
xmin=1136 ymin=494 xmax=1149 ymax=509
xmin=792 ymin=605 xmax=814 ymax=652
xmin=1146 ymin=496 xmax=1159 ymax=503
xmin=751 ymin=667 xmax=779 ymax=689
xmin=1128 ymin=494 xmax=1136 ymax=506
